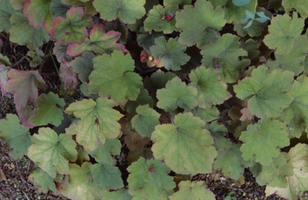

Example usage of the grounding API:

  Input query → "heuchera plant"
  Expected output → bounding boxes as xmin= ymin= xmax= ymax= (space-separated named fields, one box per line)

xmin=1 ymin=0 xmax=308 ymax=199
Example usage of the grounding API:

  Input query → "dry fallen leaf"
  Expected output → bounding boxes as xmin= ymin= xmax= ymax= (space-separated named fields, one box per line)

xmin=0 ymin=169 xmax=7 ymax=181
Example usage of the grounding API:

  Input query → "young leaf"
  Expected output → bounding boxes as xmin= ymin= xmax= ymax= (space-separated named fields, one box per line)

xmin=9 ymin=12 xmax=49 ymax=50
xmin=65 ymin=98 xmax=123 ymax=151
xmin=175 ymin=0 xmax=226 ymax=48
xmin=89 ymin=51 xmax=143 ymax=104
xmin=0 ymin=114 xmax=31 ymax=159
xmin=282 ymin=75 xmax=308 ymax=138
xmin=28 ymin=128 xmax=78 ymax=178
xmin=149 ymin=37 xmax=190 ymax=71
xmin=282 ymin=0 xmax=308 ymax=18
xmin=93 ymin=0 xmax=146 ymax=24
xmin=131 ymin=105 xmax=160 ymax=138
xmin=49 ymin=7 xmax=93 ymax=44
xmin=61 ymin=163 xmax=102 ymax=200
xmin=0 ymin=64 xmax=9 ymax=96
xmin=23 ymin=0 xmax=52 ymax=30
xmin=264 ymin=13 xmax=304 ymax=55
xmin=201 ymin=34 xmax=249 ymax=83
xmin=157 ymin=76 xmax=197 ymax=111
xmin=240 ymin=118 xmax=289 ymax=166
xmin=127 ymin=158 xmax=175 ymax=199
xmin=53 ymin=41 xmax=73 ymax=63
xmin=209 ymin=0 xmax=257 ymax=23
xmin=0 ymin=0 xmax=16 ymax=32
xmin=214 ymin=144 xmax=250 ymax=180
xmin=91 ymin=163 xmax=123 ymax=190
xmin=86 ymin=138 xmax=121 ymax=165
xmin=234 ymin=66 xmax=294 ymax=118
xmin=59 ymin=62 xmax=78 ymax=89
xmin=28 ymin=92 xmax=65 ymax=126
xmin=169 ymin=181 xmax=215 ymax=200
xmin=144 ymin=5 xmax=179 ymax=34
xmin=67 ymin=24 xmax=127 ymax=57
xmin=265 ymin=144 xmax=308 ymax=200
xmin=152 ymin=113 xmax=217 ymax=174
xmin=6 ymin=69 xmax=46 ymax=115
xmin=28 ymin=166 xmax=56 ymax=193
xmin=189 ymin=67 xmax=231 ymax=108
xmin=70 ymin=51 xmax=95 ymax=82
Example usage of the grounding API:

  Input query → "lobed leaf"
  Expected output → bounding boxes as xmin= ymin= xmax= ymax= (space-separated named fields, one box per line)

xmin=152 ymin=113 xmax=217 ymax=174
xmin=240 ymin=118 xmax=289 ymax=166
xmin=234 ymin=65 xmax=294 ymax=118
xmin=169 ymin=181 xmax=215 ymax=200
xmin=127 ymin=158 xmax=175 ymax=199
xmin=175 ymin=0 xmax=226 ymax=48
xmin=91 ymin=163 xmax=123 ymax=190
xmin=0 ymin=114 xmax=31 ymax=159
xmin=93 ymin=0 xmax=146 ymax=24
xmin=28 ymin=128 xmax=78 ymax=178
xmin=157 ymin=76 xmax=197 ymax=111
xmin=70 ymin=51 xmax=95 ymax=82
xmin=89 ymin=51 xmax=143 ymax=104
xmin=28 ymin=166 xmax=56 ymax=193
xmin=282 ymin=0 xmax=308 ymax=18
xmin=65 ymin=98 xmax=123 ymax=151
xmin=0 ymin=0 xmax=16 ymax=32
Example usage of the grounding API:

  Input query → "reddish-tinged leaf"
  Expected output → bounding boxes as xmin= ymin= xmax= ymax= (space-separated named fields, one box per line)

xmin=23 ymin=0 xmax=52 ymax=31
xmin=67 ymin=24 xmax=127 ymax=57
xmin=49 ymin=7 xmax=93 ymax=44
xmin=59 ymin=62 xmax=78 ymax=89
xmin=6 ymin=69 xmax=45 ymax=114
xmin=18 ymin=104 xmax=34 ymax=128
xmin=53 ymin=41 xmax=73 ymax=63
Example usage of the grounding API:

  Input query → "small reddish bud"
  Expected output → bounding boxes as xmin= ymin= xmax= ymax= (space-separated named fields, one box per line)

xmin=8 ymin=168 xmax=12 ymax=172
xmin=65 ymin=32 xmax=70 ymax=35
xmin=2 ymin=166 xmax=5 ymax=171
xmin=0 ymin=186 xmax=4 ymax=190
xmin=149 ymin=167 xmax=153 ymax=173
xmin=167 ymin=15 xmax=173 ymax=21
xmin=22 ymin=176 xmax=26 ymax=180
xmin=216 ymin=64 xmax=221 ymax=69
xmin=140 ymin=55 xmax=146 ymax=61
xmin=30 ymin=163 xmax=34 ymax=168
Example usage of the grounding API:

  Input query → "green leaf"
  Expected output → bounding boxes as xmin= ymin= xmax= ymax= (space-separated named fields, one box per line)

xmin=93 ymin=0 xmax=146 ymax=24
xmin=61 ymin=163 xmax=102 ymax=200
xmin=131 ymin=105 xmax=160 ymax=138
xmin=0 ymin=0 xmax=16 ymax=32
xmin=144 ymin=5 xmax=179 ymax=34
xmin=0 ymin=114 xmax=31 ymax=159
xmin=150 ymin=37 xmax=190 ymax=71
xmin=124 ymin=89 xmax=155 ymax=115
xmin=28 ymin=166 xmax=56 ymax=193
xmin=263 ymin=13 xmax=304 ymax=55
xmin=89 ymin=51 xmax=143 ymax=104
xmin=234 ymin=66 xmax=294 ymax=118
xmin=0 ymin=64 xmax=9 ymax=96
xmin=232 ymin=0 xmax=252 ymax=6
xmin=215 ymin=144 xmax=250 ymax=180
xmin=9 ymin=12 xmax=49 ymax=50
xmin=267 ymin=35 xmax=308 ymax=75
xmin=91 ymin=163 xmax=123 ymax=190
xmin=23 ymin=0 xmax=52 ymax=30
xmin=10 ymin=0 xmax=25 ymax=10
xmin=201 ymin=34 xmax=249 ymax=83
xmin=188 ymin=106 xmax=219 ymax=123
xmin=49 ymin=7 xmax=93 ymax=44
xmin=127 ymin=158 xmax=175 ymax=199
xmin=209 ymin=0 xmax=257 ymax=23
xmin=67 ymin=24 xmax=127 ymax=57
xmin=50 ymin=0 xmax=72 ymax=18
xmin=189 ymin=67 xmax=231 ymax=108
xmin=206 ymin=121 xmax=231 ymax=150
xmin=175 ymin=0 xmax=226 ymax=48
xmin=102 ymin=189 xmax=132 ymax=200
xmin=265 ymin=144 xmax=308 ymax=200
xmin=70 ymin=51 xmax=95 ymax=82
xmin=169 ymin=181 xmax=215 ymax=200
xmin=137 ymin=29 xmax=163 ymax=53
xmin=157 ymin=76 xmax=197 ymax=111
xmin=86 ymin=138 xmax=121 ymax=165
xmin=152 ymin=113 xmax=217 ymax=174
xmin=28 ymin=92 xmax=65 ymax=126
xmin=28 ymin=127 xmax=77 ymax=178
xmin=282 ymin=0 xmax=308 ymax=18
xmin=65 ymin=98 xmax=123 ymax=151
xmin=282 ymin=75 xmax=308 ymax=138
xmin=240 ymin=118 xmax=289 ymax=166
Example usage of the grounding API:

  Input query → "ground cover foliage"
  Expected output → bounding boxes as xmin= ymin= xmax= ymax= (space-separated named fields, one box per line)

xmin=0 ymin=0 xmax=308 ymax=199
